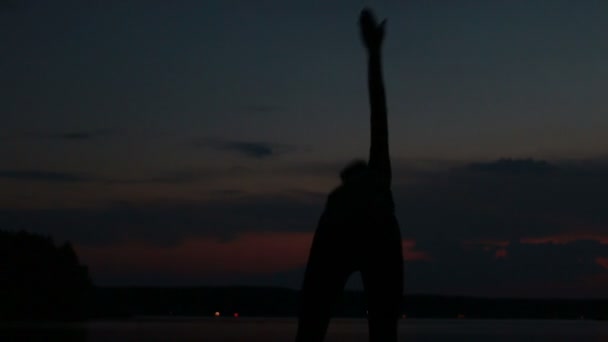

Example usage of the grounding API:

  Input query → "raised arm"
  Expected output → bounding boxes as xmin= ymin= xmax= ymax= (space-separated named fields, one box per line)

xmin=359 ymin=9 xmax=391 ymax=188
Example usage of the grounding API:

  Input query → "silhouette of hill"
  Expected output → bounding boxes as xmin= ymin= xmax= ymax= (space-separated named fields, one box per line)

xmin=0 ymin=230 xmax=92 ymax=321
xmin=91 ymin=286 xmax=608 ymax=320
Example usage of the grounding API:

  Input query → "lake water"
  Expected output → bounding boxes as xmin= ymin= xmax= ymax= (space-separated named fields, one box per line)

xmin=2 ymin=318 xmax=608 ymax=341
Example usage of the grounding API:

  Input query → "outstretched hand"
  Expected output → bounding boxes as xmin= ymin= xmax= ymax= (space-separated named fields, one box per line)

xmin=359 ymin=8 xmax=386 ymax=52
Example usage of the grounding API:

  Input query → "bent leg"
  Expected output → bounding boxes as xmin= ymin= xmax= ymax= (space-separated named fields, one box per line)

xmin=361 ymin=218 xmax=403 ymax=342
xmin=296 ymin=230 xmax=350 ymax=342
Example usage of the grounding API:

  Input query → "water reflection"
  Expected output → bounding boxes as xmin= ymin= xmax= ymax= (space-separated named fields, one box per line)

xmin=2 ymin=319 xmax=608 ymax=342
xmin=0 ymin=323 xmax=87 ymax=342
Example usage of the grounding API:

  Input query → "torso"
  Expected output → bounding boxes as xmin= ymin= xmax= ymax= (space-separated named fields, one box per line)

xmin=320 ymin=175 xmax=395 ymax=235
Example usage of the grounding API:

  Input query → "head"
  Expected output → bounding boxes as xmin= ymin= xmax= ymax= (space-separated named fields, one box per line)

xmin=340 ymin=159 xmax=368 ymax=184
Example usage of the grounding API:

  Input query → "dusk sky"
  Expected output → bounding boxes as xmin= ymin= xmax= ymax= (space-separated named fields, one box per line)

xmin=2 ymin=0 xmax=608 ymax=297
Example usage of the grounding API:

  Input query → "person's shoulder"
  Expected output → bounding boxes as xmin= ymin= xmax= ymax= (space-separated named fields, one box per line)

xmin=328 ymin=184 xmax=344 ymax=197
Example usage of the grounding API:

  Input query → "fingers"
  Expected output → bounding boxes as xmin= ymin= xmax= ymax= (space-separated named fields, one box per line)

xmin=379 ymin=19 xmax=387 ymax=38
xmin=359 ymin=8 xmax=386 ymax=49
xmin=359 ymin=8 xmax=378 ymax=31
xmin=360 ymin=7 xmax=376 ymax=24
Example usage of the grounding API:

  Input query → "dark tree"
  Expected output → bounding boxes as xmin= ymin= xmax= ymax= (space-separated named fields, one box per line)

xmin=0 ymin=230 xmax=92 ymax=321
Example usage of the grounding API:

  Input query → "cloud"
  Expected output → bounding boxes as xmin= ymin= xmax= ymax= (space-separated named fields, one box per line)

xmin=0 ymin=170 xmax=89 ymax=182
xmin=47 ymin=129 xmax=114 ymax=141
xmin=107 ymin=171 xmax=208 ymax=185
xmin=467 ymin=158 xmax=557 ymax=175
xmin=105 ymin=166 xmax=253 ymax=185
xmin=0 ymin=168 xmax=205 ymax=185
xmin=0 ymin=165 xmax=254 ymax=186
xmin=2 ymin=129 xmax=116 ymax=142
xmin=200 ymin=139 xmax=296 ymax=159
xmin=52 ymin=132 xmax=98 ymax=141
xmin=221 ymin=141 xmax=275 ymax=158
xmin=244 ymin=104 xmax=284 ymax=113
xmin=0 ymin=194 xmax=324 ymax=246
xmin=394 ymin=158 xmax=608 ymax=244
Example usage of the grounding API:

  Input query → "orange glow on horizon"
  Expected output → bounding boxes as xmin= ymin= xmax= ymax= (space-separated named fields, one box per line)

xmin=462 ymin=239 xmax=510 ymax=248
xmin=595 ymin=257 xmax=608 ymax=270
xmin=520 ymin=232 xmax=608 ymax=245
xmin=402 ymin=239 xmax=431 ymax=261
xmin=76 ymin=233 xmax=430 ymax=279
xmin=495 ymin=248 xmax=507 ymax=259
xmin=76 ymin=232 xmax=315 ymax=276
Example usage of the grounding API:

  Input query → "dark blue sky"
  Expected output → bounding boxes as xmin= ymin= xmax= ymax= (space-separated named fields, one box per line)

xmin=2 ymin=1 xmax=608 ymax=297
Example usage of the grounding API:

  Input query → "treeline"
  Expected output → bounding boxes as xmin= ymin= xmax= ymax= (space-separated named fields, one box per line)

xmin=0 ymin=230 xmax=92 ymax=321
xmin=92 ymin=287 xmax=608 ymax=320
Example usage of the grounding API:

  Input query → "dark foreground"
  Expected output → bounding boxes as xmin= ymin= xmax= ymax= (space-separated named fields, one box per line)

xmin=2 ymin=318 xmax=608 ymax=342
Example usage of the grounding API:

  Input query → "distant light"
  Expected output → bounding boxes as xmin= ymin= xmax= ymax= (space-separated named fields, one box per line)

xmin=457 ymin=313 xmax=465 ymax=319
xmin=402 ymin=314 xmax=407 ymax=319
xmin=234 ymin=313 xmax=239 ymax=318
xmin=214 ymin=311 xmax=221 ymax=317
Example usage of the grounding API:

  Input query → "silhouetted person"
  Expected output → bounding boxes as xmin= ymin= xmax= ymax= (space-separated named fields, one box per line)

xmin=296 ymin=8 xmax=403 ymax=342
